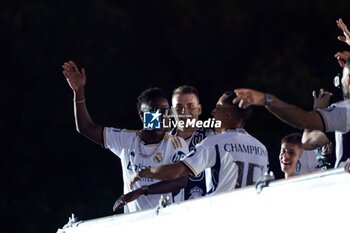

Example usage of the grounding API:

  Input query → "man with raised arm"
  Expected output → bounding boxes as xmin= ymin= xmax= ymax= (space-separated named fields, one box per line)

xmin=233 ymin=38 xmax=350 ymax=171
xmin=62 ymin=61 xmax=189 ymax=213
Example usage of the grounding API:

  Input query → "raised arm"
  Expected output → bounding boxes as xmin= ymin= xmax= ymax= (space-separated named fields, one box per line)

xmin=302 ymin=89 xmax=332 ymax=150
xmin=335 ymin=19 xmax=350 ymax=67
xmin=62 ymin=60 xmax=103 ymax=145
xmin=233 ymin=88 xmax=324 ymax=131
xmin=336 ymin=18 xmax=350 ymax=46
xmin=302 ymin=130 xmax=330 ymax=150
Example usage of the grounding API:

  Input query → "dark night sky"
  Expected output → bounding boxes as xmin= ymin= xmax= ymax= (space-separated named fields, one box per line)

xmin=2 ymin=1 xmax=350 ymax=232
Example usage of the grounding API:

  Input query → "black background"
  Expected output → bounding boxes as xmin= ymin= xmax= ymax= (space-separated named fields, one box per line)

xmin=2 ymin=1 xmax=349 ymax=232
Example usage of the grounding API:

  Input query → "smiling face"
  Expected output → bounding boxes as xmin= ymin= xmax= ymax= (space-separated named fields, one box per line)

xmin=279 ymin=142 xmax=302 ymax=177
xmin=172 ymin=93 xmax=202 ymax=123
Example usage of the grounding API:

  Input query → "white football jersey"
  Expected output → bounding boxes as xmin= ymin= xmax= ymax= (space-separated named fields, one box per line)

xmin=103 ymin=127 xmax=189 ymax=213
xmin=181 ymin=129 xmax=269 ymax=195
xmin=171 ymin=127 xmax=214 ymax=200
xmin=317 ymin=100 xmax=350 ymax=133
xmin=317 ymin=100 xmax=350 ymax=167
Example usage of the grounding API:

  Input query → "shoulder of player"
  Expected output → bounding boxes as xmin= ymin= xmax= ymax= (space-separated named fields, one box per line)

xmin=104 ymin=127 xmax=138 ymax=137
xmin=120 ymin=129 xmax=138 ymax=133
xmin=104 ymin=127 xmax=134 ymax=132
xmin=208 ymin=130 xmax=257 ymax=144
xmin=203 ymin=128 xmax=215 ymax=136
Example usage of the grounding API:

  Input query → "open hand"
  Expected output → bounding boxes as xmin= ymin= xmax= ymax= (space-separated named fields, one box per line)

xmin=62 ymin=60 xmax=86 ymax=92
xmin=312 ymin=89 xmax=332 ymax=110
xmin=336 ymin=18 xmax=350 ymax=46
xmin=233 ymin=88 xmax=265 ymax=109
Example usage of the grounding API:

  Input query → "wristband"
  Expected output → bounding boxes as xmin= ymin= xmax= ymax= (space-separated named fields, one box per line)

xmin=264 ymin=94 xmax=273 ymax=107
xmin=74 ymin=98 xmax=85 ymax=104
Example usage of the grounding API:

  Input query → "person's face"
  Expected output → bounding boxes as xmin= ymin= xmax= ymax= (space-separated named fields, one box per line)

xmin=211 ymin=95 xmax=231 ymax=127
xmin=140 ymin=97 xmax=169 ymax=130
xmin=279 ymin=142 xmax=302 ymax=176
xmin=171 ymin=93 xmax=202 ymax=123
xmin=341 ymin=66 xmax=350 ymax=98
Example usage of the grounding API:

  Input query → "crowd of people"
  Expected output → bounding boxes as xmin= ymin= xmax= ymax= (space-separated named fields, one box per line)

xmin=62 ymin=18 xmax=350 ymax=214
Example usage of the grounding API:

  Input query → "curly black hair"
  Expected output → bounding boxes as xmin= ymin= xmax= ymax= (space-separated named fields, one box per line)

xmin=136 ymin=87 xmax=167 ymax=111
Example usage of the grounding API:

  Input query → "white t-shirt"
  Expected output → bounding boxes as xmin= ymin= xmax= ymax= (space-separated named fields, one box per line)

xmin=295 ymin=150 xmax=318 ymax=176
xmin=103 ymin=127 xmax=189 ymax=213
xmin=317 ymin=100 xmax=350 ymax=167
xmin=181 ymin=129 xmax=269 ymax=195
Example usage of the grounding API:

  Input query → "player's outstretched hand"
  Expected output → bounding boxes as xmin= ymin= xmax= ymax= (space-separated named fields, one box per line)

xmin=337 ymin=18 xmax=350 ymax=46
xmin=312 ymin=89 xmax=332 ymax=110
xmin=113 ymin=189 xmax=143 ymax=212
xmin=62 ymin=60 xmax=86 ymax=92
xmin=334 ymin=51 xmax=350 ymax=68
xmin=233 ymin=88 xmax=265 ymax=109
xmin=129 ymin=172 xmax=141 ymax=189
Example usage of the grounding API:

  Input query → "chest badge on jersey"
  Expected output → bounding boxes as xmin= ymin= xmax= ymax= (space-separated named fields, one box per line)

xmin=153 ymin=152 xmax=163 ymax=163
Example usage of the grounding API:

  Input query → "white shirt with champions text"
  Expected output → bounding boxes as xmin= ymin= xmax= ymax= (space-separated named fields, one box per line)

xmin=103 ymin=127 xmax=189 ymax=213
xmin=181 ymin=129 xmax=269 ymax=195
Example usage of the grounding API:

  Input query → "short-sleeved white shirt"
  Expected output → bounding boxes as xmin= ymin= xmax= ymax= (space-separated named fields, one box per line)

xmin=295 ymin=150 xmax=318 ymax=176
xmin=103 ymin=127 xmax=189 ymax=213
xmin=317 ymin=100 xmax=350 ymax=167
xmin=181 ymin=129 xmax=269 ymax=195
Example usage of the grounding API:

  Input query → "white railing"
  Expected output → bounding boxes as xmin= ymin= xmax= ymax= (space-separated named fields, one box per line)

xmin=57 ymin=168 xmax=350 ymax=233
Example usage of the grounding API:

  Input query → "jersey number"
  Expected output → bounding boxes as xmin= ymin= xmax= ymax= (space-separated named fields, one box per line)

xmin=235 ymin=161 xmax=264 ymax=188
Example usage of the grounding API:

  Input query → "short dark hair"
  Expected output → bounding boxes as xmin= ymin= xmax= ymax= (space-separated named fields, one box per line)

xmin=281 ymin=133 xmax=302 ymax=146
xmin=222 ymin=91 xmax=253 ymax=123
xmin=136 ymin=87 xmax=167 ymax=111
xmin=172 ymin=85 xmax=200 ymax=102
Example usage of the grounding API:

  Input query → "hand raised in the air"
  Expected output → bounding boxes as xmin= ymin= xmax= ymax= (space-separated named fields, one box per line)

xmin=337 ymin=18 xmax=350 ymax=46
xmin=62 ymin=60 xmax=86 ymax=92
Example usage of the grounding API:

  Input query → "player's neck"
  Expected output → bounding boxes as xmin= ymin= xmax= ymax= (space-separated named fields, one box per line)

xmin=284 ymin=171 xmax=295 ymax=179
xmin=215 ymin=121 xmax=243 ymax=134
xmin=215 ymin=126 xmax=241 ymax=134
xmin=140 ymin=129 xmax=165 ymax=144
